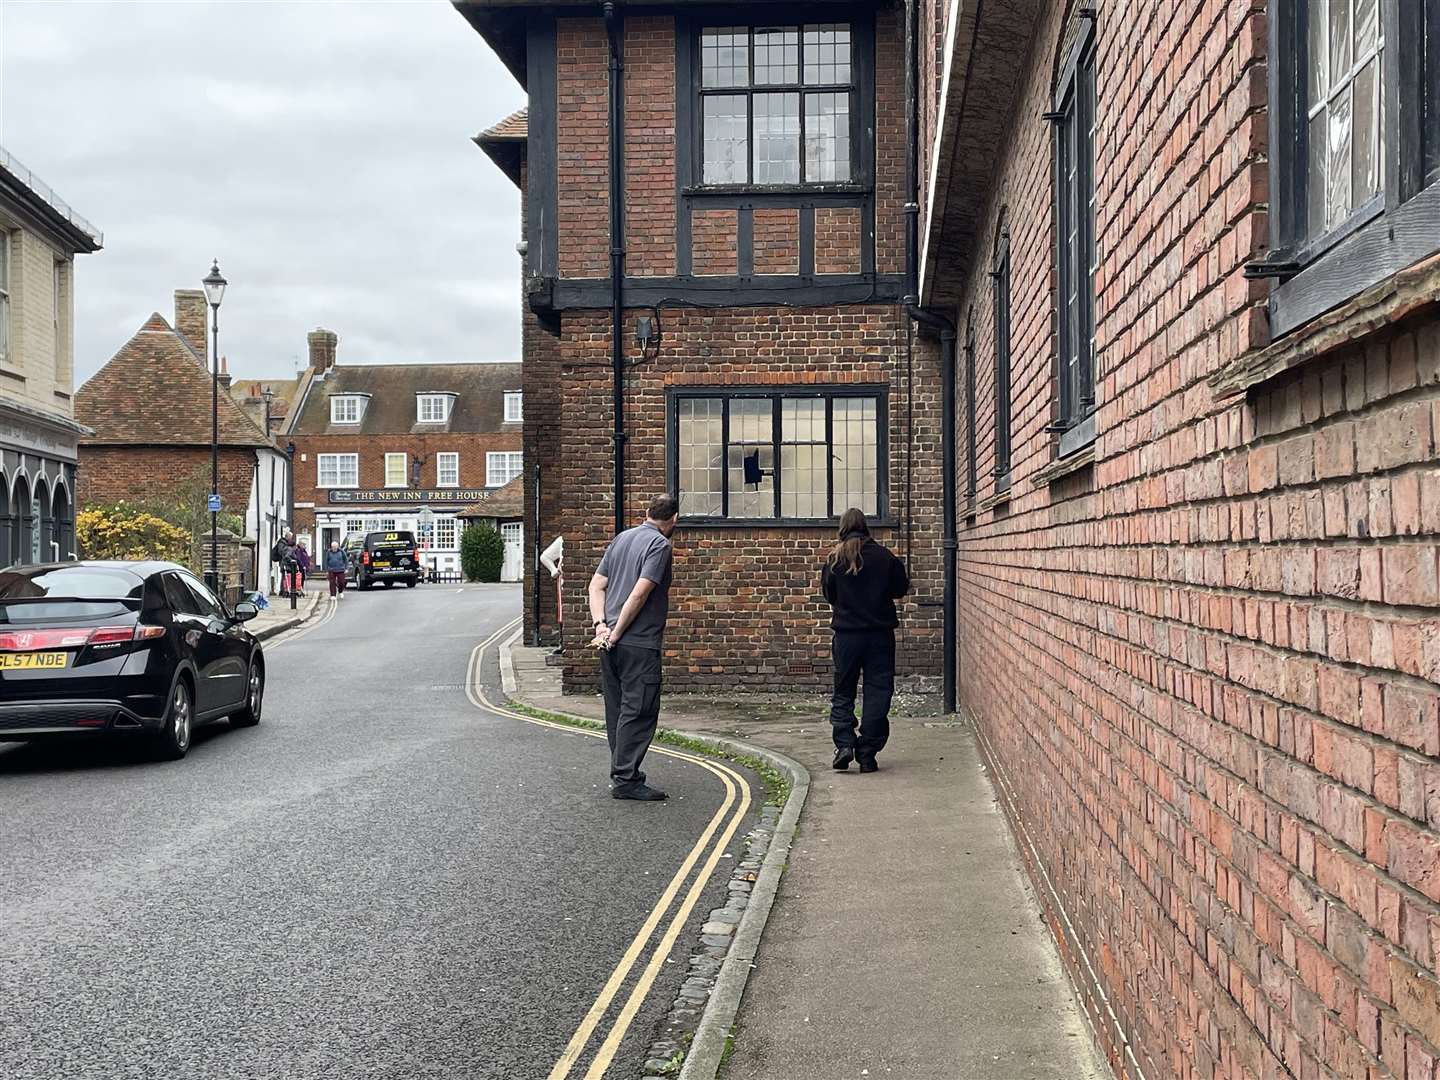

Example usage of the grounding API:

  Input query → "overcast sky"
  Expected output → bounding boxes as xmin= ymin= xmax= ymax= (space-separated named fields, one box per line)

xmin=0 ymin=0 xmax=525 ymax=386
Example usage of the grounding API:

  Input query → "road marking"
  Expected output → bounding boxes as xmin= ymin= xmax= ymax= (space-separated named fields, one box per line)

xmin=466 ymin=618 xmax=753 ymax=1079
xmin=265 ymin=595 xmax=337 ymax=650
xmin=498 ymin=624 xmax=522 ymax=695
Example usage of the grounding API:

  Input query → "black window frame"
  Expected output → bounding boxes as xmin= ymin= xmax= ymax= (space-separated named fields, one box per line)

xmin=991 ymin=216 xmax=1013 ymax=491
xmin=964 ymin=316 xmax=977 ymax=508
xmin=688 ymin=14 xmax=871 ymax=193
xmin=1264 ymin=0 xmax=1440 ymax=337
xmin=1051 ymin=18 xmax=1098 ymax=459
xmin=666 ymin=385 xmax=889 ymax=526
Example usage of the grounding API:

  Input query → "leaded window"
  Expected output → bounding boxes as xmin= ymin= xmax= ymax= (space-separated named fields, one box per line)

xmin=992 ymin=220 xmax=1012 ymax=487
xmin=964 ymin=317 xmax=977 ymax=506
xmin=1052 ymin=22 xmax=1097 ymax=446
xmin=671 ymin=389 xmax=884 ymax=522
xmin=699 ymin=24 xmax=855 ymax=186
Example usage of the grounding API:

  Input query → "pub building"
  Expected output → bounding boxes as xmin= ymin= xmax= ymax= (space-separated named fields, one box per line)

xmin=282 ymin=330 xmax=523 ymax=579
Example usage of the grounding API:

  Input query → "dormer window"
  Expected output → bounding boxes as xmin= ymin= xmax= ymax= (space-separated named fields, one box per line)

xmin=504 ymin=392 xmax=523 ymax=423
xmin=417 ymin=393 xmax=454 ymax=424
xmin=331 ymin=395 xmax=365 ymax=424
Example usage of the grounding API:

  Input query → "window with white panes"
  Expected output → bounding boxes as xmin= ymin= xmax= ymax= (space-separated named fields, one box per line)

xmin=330 ymin=396 xmax=361 ymax=424
xmin=317 ymin=454 xmax=359 ymax=487
xmin=504 ymin=392 xmax=523 ymax=422
xmin=435 ymin=517 xmax=458 ymax=550
xmin=486 ymin=452 xmax=523 ymax=487
xmin=345 ymin=517 xmax=365 ymax=539
xmin=672 ymin=390 xmax=884 ymax=521
xmin=384 ymin=453 xmax=407 ymax=488
xmin=0 ymin=232 xmax=10 ymax=365
xmin=437 ymin=453 xmax=460 ymax=487
xmin=418 ymin=395 xmax=451 ymax=423
xmin=379 ymin=518 xmax=397 ymax=533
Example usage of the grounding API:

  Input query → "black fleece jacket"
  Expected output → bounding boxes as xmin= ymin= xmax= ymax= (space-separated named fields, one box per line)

xmin=820 ymin=538 xmax=910 ymax=631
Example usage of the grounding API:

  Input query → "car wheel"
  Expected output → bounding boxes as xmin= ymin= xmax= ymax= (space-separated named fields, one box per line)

xmin=232 ymin=662 xmax=263 ymax=728
xmin=384 ymin=580 xmax=394 ymax=589
xmin=151 ymin=679 xmax=193 ymax=761
xmin=405 ymin=577 xmax=418 ymax=588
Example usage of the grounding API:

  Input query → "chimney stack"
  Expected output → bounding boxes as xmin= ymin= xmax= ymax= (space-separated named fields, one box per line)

xmin=174 ymin=289 xmax=208 ymax=361
xmin=307 ymin=328 xmax=338 ymax=371
xmin=218 ymin=356 xmax=232 ymax=390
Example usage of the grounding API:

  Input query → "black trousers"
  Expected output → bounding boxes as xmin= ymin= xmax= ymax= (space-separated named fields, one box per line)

xmin=599 ymin=644 xmax=662 ymax=786
xmin=830 ymin=629 xmax=896 ymax=759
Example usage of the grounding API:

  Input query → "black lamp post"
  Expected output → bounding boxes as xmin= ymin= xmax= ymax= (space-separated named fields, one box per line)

xmin=202 ymin=259 xmax=227 ymax=590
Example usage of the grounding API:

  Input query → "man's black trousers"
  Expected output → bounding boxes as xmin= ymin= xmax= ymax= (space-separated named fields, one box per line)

xmin=829 ymin=629 xmax=896 ymax=759
xmin=599 ymin=643 xmax=662 ymax=787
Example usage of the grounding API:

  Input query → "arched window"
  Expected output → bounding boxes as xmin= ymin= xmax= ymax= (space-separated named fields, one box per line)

xmin=53 ymin=484 xmax=73 ymax=561
xmin=0 ymin=473 xmax=10 ymax=568
xmin=12 ymin=475 xmax=31 ymax=566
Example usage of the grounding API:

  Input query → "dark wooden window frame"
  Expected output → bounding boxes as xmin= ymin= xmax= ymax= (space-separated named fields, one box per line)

xmin=666 ymin=384 xmax=890 ymax=527
xmin=963 ymin=316 xmax=977 ymax=508
xmin=990 ymin=216 xmax=1012 ymax=492
xmin=1264 ymin=0 xmax=1440 ymax=337
xmin=693 ymin=23 xmax=861 ymax=188
xmin=1050 ymin=17 xmax=1098 ymax=460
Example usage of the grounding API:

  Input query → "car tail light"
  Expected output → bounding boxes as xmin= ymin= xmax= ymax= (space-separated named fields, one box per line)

xmin=87 ymin=625 xmax=167 ymax=647
xmin=0 ymin=625 xmax=164 ymax=652
xmin=362 ymin=552 xmax=371 ymax=566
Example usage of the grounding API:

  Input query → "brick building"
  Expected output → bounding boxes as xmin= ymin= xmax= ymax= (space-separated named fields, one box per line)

xmin=76 ymin=291 xmax=291 ymax=589
xmin=0 ymin=145 xmax=102 ymax=565
xmin=461 ymin=1 xmax=946 ymax=691
xmin=284 ymin=330 xmax=524 ymax=579
xmin=462 ymin=0 xmax=1440 ymax=1076
xmin=916 ymin=1 xmax=1440 ymax=1078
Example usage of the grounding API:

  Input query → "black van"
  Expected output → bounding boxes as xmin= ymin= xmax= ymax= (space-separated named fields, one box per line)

xmin=354 ymin=531 xmax=421 ymax=590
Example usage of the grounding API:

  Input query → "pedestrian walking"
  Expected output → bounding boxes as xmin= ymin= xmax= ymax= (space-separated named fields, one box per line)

xmin=821 ymin=508 xmax=910 ymax=773
xmin=279 ymin=530 xmax=300 ymax=598
xmin=587 ymin=494 xmax=678 ymax=801
xmin=271 ymin=531 xmax=293 ymax=597
xmin=324 ymin=541 xmax=348 ymax=599
xmin=293 ymin=539 xmax=311 ymax=595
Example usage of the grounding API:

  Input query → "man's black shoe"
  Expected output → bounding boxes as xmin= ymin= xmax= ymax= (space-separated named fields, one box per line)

xmin=858 ymin=758 xmax=879 ymax=773
xmin=612 ymin=784 xmax=668 ymax=801
xmin=832 ymin=746 xmax=855 ymax=771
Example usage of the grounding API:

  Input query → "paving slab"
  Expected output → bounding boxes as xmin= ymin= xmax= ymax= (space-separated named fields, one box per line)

xmin=509 ymin=645 xmax=1110 ymax=1080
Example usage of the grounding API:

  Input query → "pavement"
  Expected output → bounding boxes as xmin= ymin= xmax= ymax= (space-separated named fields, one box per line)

xmin=510 ymin=644 xmax=1111 ymax=1080
xmin=0 ymin=585 xmax=757 ymax=1080
xmin=246 ymin=587 xmax=324 ymax=640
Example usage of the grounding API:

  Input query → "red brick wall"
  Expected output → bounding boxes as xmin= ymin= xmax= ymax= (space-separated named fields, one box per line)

xmin=753 ymin=208 xmax=800 ymax=275
xmin=557 ymin=18 xmax=610 ymax=279
xmin=552 ymin=305 xmax=944 ymax=694
xmin=932 ymin=1 xmax=1440 ymax=1077
xmin=79 ymin=446 xmax=257 ymax=512
xmin=623 ymin=16 xmax=677 ymax=278
xmin=874 ymin=4 xmax=905 ymax=276
xmin=814 ymin=207 xmax=862 ymax=275
xmin=692 ymin=210 xmax=738 ymax=276
xmin=291 ymin=432 xmax=521 ymax=509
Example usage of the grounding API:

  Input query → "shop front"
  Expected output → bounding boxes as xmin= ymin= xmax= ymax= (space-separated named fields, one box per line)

xmin=310 ymin=486 xmax=493 ymax=578
xmin=0 ymin=404 xmax=84 ymax=567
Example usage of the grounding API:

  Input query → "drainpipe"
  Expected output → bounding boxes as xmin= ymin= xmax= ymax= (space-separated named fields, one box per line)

xmin=605 ymin=1 xmax=627 ymax=537
xmin=902 ymin=0 xmax=958 ymax=714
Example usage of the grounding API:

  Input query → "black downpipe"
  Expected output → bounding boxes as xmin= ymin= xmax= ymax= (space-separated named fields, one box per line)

xmin=531 ymin=462 xmax=542 ymax=646
xmin=605 ymin=1 xmax=627 ymax=537
xmin=902 ymin=0 xmax=958 ymax=714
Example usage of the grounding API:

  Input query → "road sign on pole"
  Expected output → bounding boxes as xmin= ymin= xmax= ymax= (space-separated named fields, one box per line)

xmin=208 ymin=494 xmax=222 ymax=513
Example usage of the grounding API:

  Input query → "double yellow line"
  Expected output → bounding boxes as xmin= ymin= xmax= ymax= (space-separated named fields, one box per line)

xmin=466 ymin=619 xmax=753 ymax=1079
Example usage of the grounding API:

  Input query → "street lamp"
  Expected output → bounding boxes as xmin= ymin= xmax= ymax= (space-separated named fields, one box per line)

xmin=202 ymin=259 xmax=227 ymax=590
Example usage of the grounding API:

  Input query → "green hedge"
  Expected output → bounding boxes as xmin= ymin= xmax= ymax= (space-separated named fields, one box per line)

xmin=461 ymin=524 xmax=504 ymax=582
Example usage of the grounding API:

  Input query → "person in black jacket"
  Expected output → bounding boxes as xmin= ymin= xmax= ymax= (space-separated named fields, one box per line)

xmin=820 ymin=508 xmax=910 ymax=773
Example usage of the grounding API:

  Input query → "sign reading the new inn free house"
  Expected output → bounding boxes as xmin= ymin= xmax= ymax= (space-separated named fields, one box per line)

xmin=327 ymin=488 xmax=492 ymax=504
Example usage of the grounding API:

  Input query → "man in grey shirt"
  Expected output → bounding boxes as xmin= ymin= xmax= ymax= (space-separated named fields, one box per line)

xmin=587 ymin=494 xmax=678 ymax=801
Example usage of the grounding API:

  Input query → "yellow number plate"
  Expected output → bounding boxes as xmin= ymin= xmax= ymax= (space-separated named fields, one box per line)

xmin=372 ymin=560 xmax=390 ymax=568
xmin=0 ymin=652 xmax=68 ymax=670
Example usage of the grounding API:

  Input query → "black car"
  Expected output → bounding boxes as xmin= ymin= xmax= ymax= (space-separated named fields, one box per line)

xmin=0 ymin=561 xmax=265 ymax=760
xmin=354 ymin=531 xmax=421 ymax=589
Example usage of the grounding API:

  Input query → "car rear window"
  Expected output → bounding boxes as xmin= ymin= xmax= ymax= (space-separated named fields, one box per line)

xmin=0 ymin=568 xmax=141 ymax=622
xmin=367 ymin=532 xmax=415 ymax=552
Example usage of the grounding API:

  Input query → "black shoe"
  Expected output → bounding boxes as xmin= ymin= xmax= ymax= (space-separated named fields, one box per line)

xmin=613 ymin=784 xmax=668 ymax=801
xmin=857 ymin=758 xmax=879 ymax=773
xmin=832 ymin=746 xmax=855 ymax=771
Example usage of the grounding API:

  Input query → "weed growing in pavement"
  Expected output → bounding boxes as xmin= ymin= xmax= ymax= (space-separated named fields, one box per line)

xmin=655 ymin=1047 xmax=686 ymax=1075
xmin=503 ymin=700 xmax=792 ymax=807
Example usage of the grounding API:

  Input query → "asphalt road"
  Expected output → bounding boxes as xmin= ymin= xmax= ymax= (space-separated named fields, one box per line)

xmin=0 ymin=584 xmax=755 ymax=1080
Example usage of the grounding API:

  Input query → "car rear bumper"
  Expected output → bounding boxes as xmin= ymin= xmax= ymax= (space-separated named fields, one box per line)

xmin=363 ymin=567 xmax=418 ymax=578
xmin=0 ymin=700 xmax=163 ymax=739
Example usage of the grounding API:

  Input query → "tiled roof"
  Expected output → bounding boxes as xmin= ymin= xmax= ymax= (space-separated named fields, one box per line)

xmin=291 ymin=362 xmax=523 ymax=436
xmin=457 ymin=476 xmax=524 ymax=519
xmin=478 ymin=108 xmax=527 ymax=142
xmin=76 ymin=315 xmax=273 ymax=448
xmin=475 ymin=107 xmax=527 ymax=187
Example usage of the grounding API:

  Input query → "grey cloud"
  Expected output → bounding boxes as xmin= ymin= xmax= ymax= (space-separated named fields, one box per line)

xmin=0 ymin=0 xmax=525 ymax=382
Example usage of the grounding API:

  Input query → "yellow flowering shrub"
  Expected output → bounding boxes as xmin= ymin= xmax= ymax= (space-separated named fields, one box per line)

xmin=76 ymin=504 xmax=190 ymax=563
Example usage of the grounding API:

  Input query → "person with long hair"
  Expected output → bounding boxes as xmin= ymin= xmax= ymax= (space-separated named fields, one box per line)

xmin=821 ymin=508 xmax=910 ymax=772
